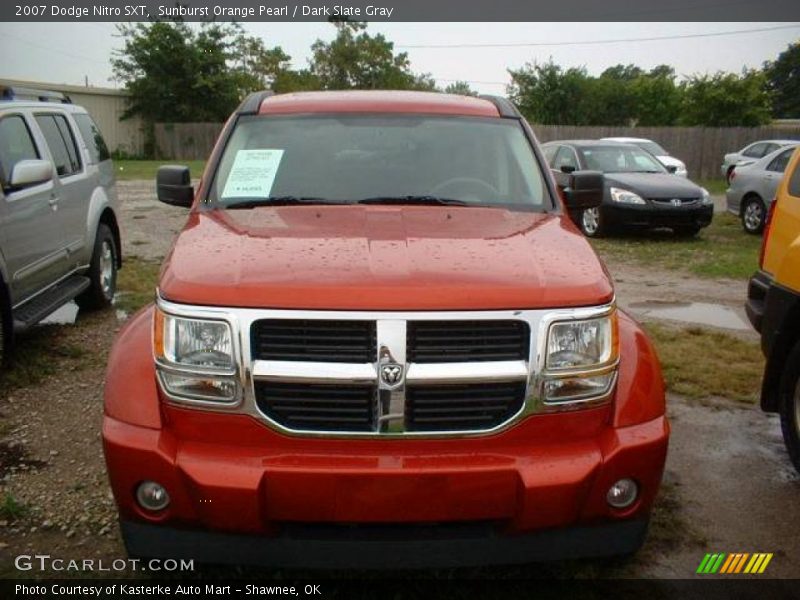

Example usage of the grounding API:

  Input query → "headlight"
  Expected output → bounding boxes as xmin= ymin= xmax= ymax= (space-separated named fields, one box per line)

xmin=153 ymin=308 xmax=239 ymax=404
xmin=700 ymin=187 xmax=713 ymax=205
xmin=541 ymin=311 xmax=619 ymax=405
xmin=609 ymin=187 xmax=646 ymax=205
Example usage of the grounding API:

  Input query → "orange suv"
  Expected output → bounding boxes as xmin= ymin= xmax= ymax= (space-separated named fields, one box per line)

xmin=102 ymin=91 xmax=669 ymax=568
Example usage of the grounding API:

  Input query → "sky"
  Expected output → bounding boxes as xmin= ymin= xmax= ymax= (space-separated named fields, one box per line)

xmin=1 ymin=21 xmax=799 ymax=94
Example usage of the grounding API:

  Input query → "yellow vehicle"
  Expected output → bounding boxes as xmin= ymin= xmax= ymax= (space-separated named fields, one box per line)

xmin=747 ymin=147 xmax=800 ymax=473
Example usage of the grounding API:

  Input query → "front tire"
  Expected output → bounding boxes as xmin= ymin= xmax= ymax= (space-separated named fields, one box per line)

xmin=779 ymin=344 xmax=800 ymax=474
xmin=77 ymin=224 xmax=118 ymax=310
xmin=580 ymin=207 xmax=606 ymax=237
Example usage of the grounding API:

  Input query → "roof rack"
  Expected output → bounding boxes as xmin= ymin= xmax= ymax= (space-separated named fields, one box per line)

xmin=0 ymin=86 xmax=72 ymax=104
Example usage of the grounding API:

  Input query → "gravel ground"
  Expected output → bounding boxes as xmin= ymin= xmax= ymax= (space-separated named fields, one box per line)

xmin=0 ymin=183 xmax=797 ymax=579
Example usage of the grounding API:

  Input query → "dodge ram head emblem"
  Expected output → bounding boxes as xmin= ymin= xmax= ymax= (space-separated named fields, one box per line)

xmin=380 ymin=364 xmax=404 ymax=386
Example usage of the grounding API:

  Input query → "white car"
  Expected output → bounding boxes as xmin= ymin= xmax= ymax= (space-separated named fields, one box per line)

xmin=721 ymin=139 xmax=798 ymax=182
xmin=601 ymin=137 xmax=687 ymax=178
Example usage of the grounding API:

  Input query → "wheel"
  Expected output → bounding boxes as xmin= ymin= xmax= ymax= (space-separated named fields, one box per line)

xmin=741 ymin=196 xmax=766 ymax=234
xmin=673 ymin=225 xmax=701 ymax=237
xmin=76 ymin=223 xmax=118 ymax=310
xmin=580 ymin=207 xmax=606 ymax=237
xmin=779 ymin=343 xmax=800 ymax=474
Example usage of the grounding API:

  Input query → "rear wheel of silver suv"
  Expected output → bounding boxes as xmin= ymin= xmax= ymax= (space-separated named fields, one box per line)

xmin=77 ymin=224 xmax=118 ymax=310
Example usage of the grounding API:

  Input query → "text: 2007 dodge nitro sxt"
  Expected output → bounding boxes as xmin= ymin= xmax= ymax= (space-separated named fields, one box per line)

xmin=103 ymin=91 xmax=669 ymax=568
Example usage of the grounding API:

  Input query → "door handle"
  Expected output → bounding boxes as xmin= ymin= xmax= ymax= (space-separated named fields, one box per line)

xmin=48 ymin=195 xmax=59 ymax=210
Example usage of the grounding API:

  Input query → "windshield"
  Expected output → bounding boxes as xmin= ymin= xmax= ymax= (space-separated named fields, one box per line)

xmin=579 ymin=145 xmax=667 ymax=174
xmin=636 ymin=141 xmax=667 ymax=156
xmin=211 ymin=115 xmax=548 ymax=210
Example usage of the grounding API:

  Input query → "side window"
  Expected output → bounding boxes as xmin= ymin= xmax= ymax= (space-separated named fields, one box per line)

xmin=553 ymin=146 xmax=579 ymax=171
xmin=766 ymin=148 xmax=795 ymax=173
xmin=763 ymin=143 xmax=780 ymax=156
xmin=0 ymin=115 xmax=40 ymax=188
xmin=35 ymin=114 xmax=82 ymax=177
xmin=742 ymin=143 xmax=767 ymax=158
xmin=73 ymin=113 xmax=110 ymax=163
xmin=542 ymin=145 xmax=558 ymax=166
xmin=788 ymin=154 xmax=800 ymax=198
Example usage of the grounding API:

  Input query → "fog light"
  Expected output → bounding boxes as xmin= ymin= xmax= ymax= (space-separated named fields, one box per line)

xmin=136 ymin=481 xmax=170 ymax=512
xmin=606 ymin=478 xmax=638 ymax=509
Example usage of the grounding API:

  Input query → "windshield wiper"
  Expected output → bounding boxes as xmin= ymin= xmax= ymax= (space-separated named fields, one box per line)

xmin=223 ymin=196 xmax=347 ymax=209
xmin=356 ymin=195 xmax=468 ymax=206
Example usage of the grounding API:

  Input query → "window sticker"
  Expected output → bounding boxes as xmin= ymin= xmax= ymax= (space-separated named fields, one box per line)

xmin=222 ymin=149 xmax=284 ymax=199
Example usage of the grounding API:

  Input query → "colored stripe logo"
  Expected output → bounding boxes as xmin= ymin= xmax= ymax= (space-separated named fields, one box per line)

xmin=696 ymin=553 xmax=773 ymax=574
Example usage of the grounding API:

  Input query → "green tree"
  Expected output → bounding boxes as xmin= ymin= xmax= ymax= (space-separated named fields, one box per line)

xmin=630 ymin=66 xmax=683 ymax=126
xmin=765 ymin=41 xmax=800 ymax=119
xmin=443 ymin=81 xmax=477 ymax=96
xmin=308 ymin=21 xmax=434 ymax=90
xmin=508 ymin=60 xmax=594 ymax=124
xmin=679 ymin=70 xmax=772 ymax=127
xmin=112 ymin=21 xmax=246 ymax=124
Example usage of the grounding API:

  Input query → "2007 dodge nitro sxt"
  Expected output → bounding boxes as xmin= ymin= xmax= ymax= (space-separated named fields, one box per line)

xmin=103 ymin=91 xmax=669 ymax=568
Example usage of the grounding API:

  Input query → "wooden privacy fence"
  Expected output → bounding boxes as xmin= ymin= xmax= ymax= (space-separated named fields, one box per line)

xmin=154 ymin=122 xmax=225 ymax=161
xmin=154 ymin=122 xmax=800 ymax=180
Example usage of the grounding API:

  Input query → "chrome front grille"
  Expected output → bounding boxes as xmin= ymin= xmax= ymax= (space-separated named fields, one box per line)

xmin=649 ymin=197 xmax=700 ymax=207
xmin=249 ymin=317 xmax=531 ymax=435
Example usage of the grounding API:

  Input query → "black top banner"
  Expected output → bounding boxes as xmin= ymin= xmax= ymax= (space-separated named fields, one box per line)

xmin=4 ymin=0 xmax=800 ymax=22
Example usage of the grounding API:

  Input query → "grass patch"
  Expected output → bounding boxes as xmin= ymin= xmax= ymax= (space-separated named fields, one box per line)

xmin=697 ymin=178 xmax=727 ymax=196
xmin=116 ymin=258 xmax=161 ymax=313
xmin=644 ymin=322 xmax=763 ymax=402
xmin=114 ymin=160 xmax=205 ymax=181
xmin=0 ymin=326 xmax=89 ymax=396
xmin=590 ymin=213 xmax=760 ymax=280
xmin=0 ymin=493 xmax=29 ymax=521
xmin=0 ymin=258 xmax=159 ymax=396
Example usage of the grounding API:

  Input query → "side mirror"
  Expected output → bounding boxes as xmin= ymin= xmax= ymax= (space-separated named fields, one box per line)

xmin=563 ymin=170 xmax=604 ymax=210
xmin=560 ymin=165 xmax=577 ymax=174
xmin=9 ymin=159 xmax=53 ymax=188
xmin=666 ymin=165 xmax=678 ymax=174
xmin=157 ymin=165 xmax=193 ymax=207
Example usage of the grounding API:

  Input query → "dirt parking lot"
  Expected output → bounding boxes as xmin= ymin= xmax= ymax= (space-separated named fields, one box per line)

xmin=0 ymin=181 xmax=798 ymax=579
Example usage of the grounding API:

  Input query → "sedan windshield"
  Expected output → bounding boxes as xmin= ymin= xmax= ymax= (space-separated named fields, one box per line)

xmin=580 ymin=145 xmax=667 ymax=174
xmin=211 ymin=115 xmax=548 ymax=210
xmin=636 ymin=141 xmax=668 ymax=156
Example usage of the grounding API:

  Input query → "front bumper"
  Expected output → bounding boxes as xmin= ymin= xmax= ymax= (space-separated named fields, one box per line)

xmin=603 ymin=203 xmax=713 ymax=230
xmin=121 ymin=517 xmax=649 ymax=569
xmin=104 ymin=410 xmax=668 ymax=566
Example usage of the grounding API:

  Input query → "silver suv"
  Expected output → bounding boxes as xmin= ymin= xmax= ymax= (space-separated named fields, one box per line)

xmin=0 ymin=88 xmax=122 ymax=365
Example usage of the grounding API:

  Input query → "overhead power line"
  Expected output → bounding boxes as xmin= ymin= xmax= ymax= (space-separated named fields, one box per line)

xmin=397 ymin=24 xmax=800 ymax=50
